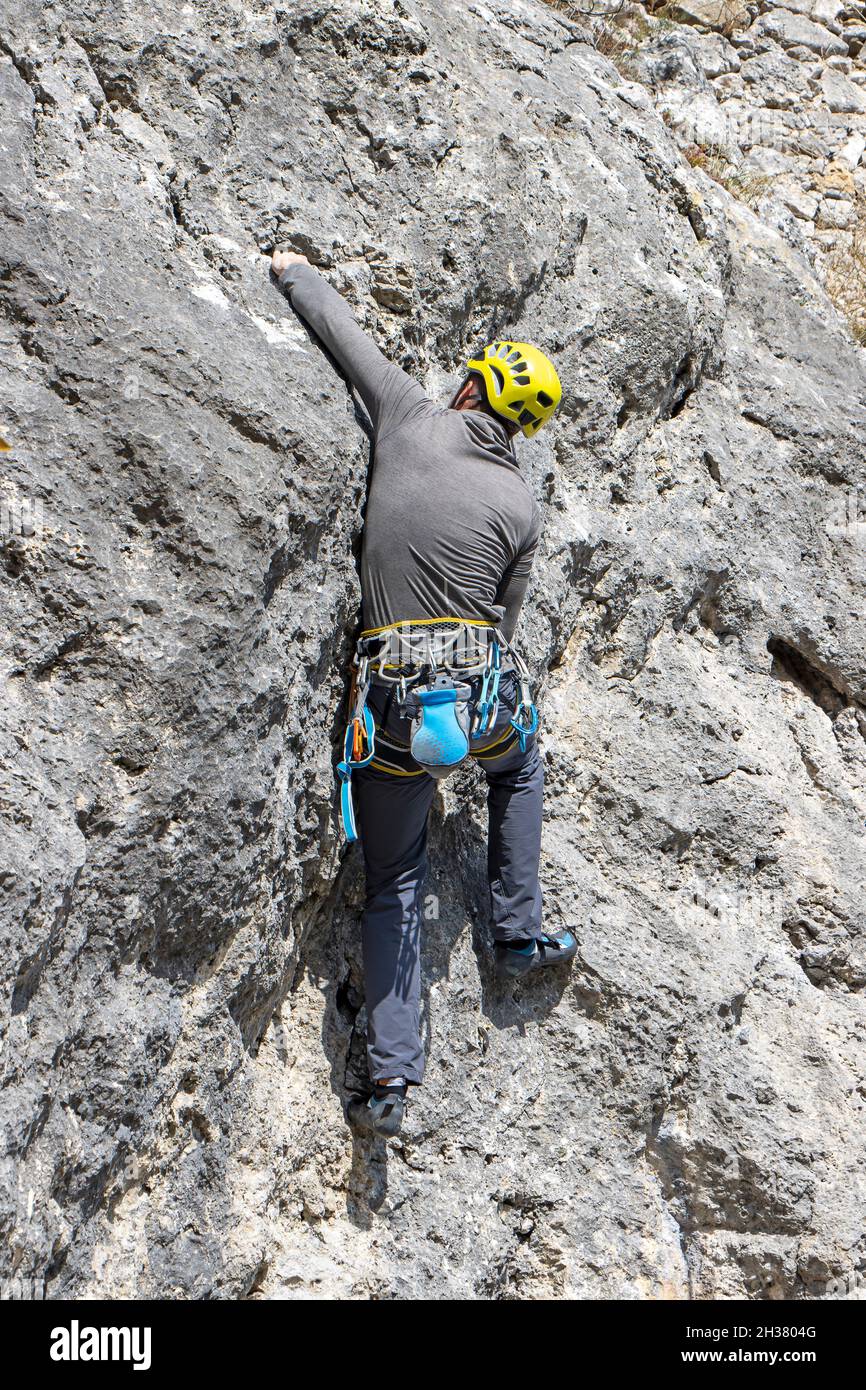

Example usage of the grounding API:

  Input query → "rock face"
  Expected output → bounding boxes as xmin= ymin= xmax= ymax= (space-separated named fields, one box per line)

xmin=623 ymin=0 xmax=866 ymax=337
xmin=1 ymin=0 xmax=865 ymax=1300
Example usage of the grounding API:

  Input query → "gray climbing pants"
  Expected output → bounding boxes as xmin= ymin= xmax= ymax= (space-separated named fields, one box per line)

xmin=354 ymin=673 xmax=543 ymax=1085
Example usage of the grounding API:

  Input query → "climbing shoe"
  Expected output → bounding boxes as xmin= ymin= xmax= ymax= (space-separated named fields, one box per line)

xmin=495 ymin=928 xmax=577 ymax=979
xmin=347 ymin=1081 xmax=407 ymax=1138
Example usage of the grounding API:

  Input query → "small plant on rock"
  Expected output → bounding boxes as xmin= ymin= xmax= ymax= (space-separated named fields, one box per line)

xmin=825 ymin=196 xmax=866 ymax=346
xmin=684 ymin=142 xmax=774 ymax=209
xmin=541 ymin=2 xmax=652 ymax=77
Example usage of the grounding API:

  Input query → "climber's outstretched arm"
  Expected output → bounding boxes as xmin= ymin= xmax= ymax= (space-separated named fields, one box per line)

xmin=272 ymin=250 xmax=427 ymax=439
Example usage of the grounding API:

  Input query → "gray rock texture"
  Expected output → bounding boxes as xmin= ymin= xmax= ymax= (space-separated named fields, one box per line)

xmin=1 ymin=0 xmax=865 ymax=1300
xmin=620 ymin=0 xmax=866 ymax=337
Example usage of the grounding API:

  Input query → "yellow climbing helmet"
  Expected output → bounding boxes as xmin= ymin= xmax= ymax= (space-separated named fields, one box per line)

xmin=466 ymin=339 xmax=562 ymax=437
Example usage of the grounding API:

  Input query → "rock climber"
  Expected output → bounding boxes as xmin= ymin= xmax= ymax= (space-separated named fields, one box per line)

xmin=272 ymin=247 xmax=576 ymax=1138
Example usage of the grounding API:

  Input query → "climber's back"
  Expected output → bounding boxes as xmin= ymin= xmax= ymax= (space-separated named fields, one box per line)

xmin=360 ymin=397 xmax=540 ymax=642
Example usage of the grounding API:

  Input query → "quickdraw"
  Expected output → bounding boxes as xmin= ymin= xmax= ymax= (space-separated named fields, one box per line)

xmin=510 ymin=675 xmax=539 ymax=752
xmin=471 ymin=636 xmax=501 ymax=740
xmin=336 ymin=657 xmax=375 ymax=843
xmin=507 ymin=644 xmax=539 ymax=753
xmin=472 ymin=632 xmax=538 ymax=749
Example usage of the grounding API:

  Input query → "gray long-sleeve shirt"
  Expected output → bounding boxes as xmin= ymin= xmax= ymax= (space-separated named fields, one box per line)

xmin=278 ymin=262 xmax=541 ymax=641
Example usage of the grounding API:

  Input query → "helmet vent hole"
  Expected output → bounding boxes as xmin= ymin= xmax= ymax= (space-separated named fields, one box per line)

xmin=490 ymin=365 xmax=505 ymax=392
xmin=537 ymin=390 xmax=553 ymax=407
xmin=514 ymin=374 xmax=530 ymax=385
xmin=518 ymin=409 xmax=536 ymax=427
xmin=507 ymin=350 xmax=521 ymax=363
xmin=497 ymin=344 xmax=510 ymax=359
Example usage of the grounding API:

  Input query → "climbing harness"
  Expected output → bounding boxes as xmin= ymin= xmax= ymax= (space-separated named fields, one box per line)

xmin=337 ymin=618 xmax=539 ymax=842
